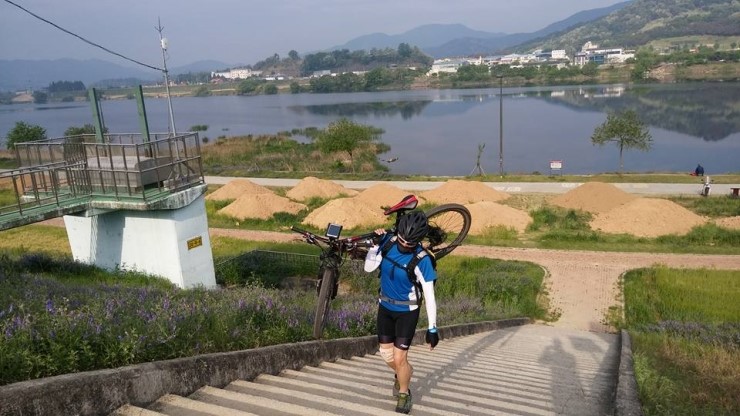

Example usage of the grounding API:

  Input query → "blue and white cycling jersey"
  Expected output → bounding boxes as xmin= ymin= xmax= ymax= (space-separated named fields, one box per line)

xmin=377 ymin=234 xmax=437 ymax=312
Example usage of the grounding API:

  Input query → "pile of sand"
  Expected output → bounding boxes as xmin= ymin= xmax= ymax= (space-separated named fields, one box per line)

xmin=466 ymin=201 xmax=532 ymax=235
xmin=218 ymin=193 xmax=307 ymax=220
xmin=285 ymin=176 xmax=358 ymax=201
xmin=590 ymin=198 xmax=707 ymax=238
xmin=206 ymin=179 xmax=272 ymax=201
xmin=302 ymin=198 xmax=388 ymax=229
xmin=550 ymin=182 xmax=637 ymax=214
xmin=421 ymin=180 xmax=509 ymax=204
xmin=714 ymin=216 xmax=740 ymax=230
xmin=354 ymin=183 xmax=419 ymax=210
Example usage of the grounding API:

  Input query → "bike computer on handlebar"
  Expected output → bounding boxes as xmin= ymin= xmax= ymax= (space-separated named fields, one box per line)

xmin=325 ymin=223 xmax=343 ymax=239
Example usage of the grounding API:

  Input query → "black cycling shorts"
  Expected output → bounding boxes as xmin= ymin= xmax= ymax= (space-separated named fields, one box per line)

xmin=377 ymin=304 xmax=420 ymax=350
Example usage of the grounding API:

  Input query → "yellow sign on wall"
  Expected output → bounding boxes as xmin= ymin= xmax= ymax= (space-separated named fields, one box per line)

xmin=187 ymin=236 xmax=203 ymax=250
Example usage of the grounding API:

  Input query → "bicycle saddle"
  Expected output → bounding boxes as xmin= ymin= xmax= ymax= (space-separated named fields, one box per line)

xmin=384 ymin=194 xmax=418 ymax=215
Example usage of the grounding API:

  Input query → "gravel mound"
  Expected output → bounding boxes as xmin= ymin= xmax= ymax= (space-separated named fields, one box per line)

xmin=466 ymin=201 xmax=532 ymax=235
xmin=590 ymin=198 xmax=707 ymax=238
xmin=714 ymin=216 xmax=740 ymax=230
xmin=302 ymin=198 xmax=388 ymax=229
xmin=549 ymin=182 xmax=637 ymax=214
xmin=206 ymin=179 xmax=272 ymax=201
xmin=354 ymin=183 xmax=419 ymax=210
xmin=218 ymin=193 xmax=307 ymax=220
xmin=286 ymin=176 xmax=358 ymax=201
xmin=421 ymin=180 xmax=509 ymax=204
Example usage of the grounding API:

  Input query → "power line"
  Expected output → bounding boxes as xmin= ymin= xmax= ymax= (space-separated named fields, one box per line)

xmin=4 ymin=0 xmax=164 ymax=72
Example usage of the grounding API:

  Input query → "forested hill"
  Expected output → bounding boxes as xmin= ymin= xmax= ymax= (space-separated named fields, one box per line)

xmin=514 ymin=0 xmax=740 ymax=54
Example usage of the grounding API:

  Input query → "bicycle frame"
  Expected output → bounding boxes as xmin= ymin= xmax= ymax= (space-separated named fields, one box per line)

xmin=291 ymin=225 xmax=377 ymax=339
xmin=292 ymin=193 xmax=471 ymax=339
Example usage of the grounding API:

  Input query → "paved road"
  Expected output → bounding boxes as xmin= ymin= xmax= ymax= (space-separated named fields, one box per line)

xmin=204 ymin=176 xmax=735 ymax=196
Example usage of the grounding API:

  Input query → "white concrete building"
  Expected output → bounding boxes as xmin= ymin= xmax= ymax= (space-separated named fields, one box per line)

xmin=575 ymin=42 xmax=635 ymax=66
xmin=427 ymin=58 xmax=466 ymax=75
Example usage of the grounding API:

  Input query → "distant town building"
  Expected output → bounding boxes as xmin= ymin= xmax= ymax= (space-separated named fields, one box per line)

xmin=312 ymin=70 xmax=332 ymax=78
xmin=211 ymin=68 xmax=262 ymax=79
xmin=574 ymin=42 xmax=635 ymax=66
xmin=427 ymin=58 xmax=466 ymax=75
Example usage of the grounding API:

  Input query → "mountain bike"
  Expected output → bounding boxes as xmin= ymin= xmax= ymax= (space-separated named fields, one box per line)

xmin=291 ymin=194 xmax=471 ymax=339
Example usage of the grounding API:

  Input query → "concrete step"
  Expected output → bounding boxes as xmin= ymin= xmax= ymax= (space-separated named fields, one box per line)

xmin=111 ymin=325 xmax=619 ymax=416
xmin=110 ymin=405 xmax=167 ymax=416
xmin=148 ymin=394 xmax=257 ymax=416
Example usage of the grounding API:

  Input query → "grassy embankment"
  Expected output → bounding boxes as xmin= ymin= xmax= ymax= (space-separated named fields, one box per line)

xmin=0 ymin=244 xmax=546 ymax=386
xmin=618 ymin=268 xmax=739 ymax=416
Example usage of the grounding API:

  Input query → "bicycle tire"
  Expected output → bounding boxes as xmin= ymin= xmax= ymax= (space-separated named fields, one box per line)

xmin=423 ymin=203 xmax=471 ymax=260
xmin=313 ymin=268 xmax=336 ymax=339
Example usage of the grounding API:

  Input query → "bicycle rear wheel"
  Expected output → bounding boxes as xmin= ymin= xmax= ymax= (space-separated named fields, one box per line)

xmin=423 ymin=204 xmax=471 ymax=260
xmin=313 ymin=268 xmax=336 ymax=339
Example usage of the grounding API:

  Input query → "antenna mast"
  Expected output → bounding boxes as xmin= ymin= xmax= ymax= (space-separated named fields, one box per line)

xmin=156 ymin=17 xmax=177 ymax=135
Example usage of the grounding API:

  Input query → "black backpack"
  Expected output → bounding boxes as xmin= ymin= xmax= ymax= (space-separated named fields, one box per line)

xmin=378 ymin=235 xmax=436 ymax=306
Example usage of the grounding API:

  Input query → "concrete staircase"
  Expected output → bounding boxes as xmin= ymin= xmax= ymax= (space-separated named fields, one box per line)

xmin=112 ymin=325 xmax=620 ymax=416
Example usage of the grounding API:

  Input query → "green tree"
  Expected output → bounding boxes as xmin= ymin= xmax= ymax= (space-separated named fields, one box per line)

xmin=264 ymin=84 xmax=278 ymax=95
xmin=397 ymin=43 xmax=412 ymax=58
xmin=32 ymin=91 xmax=48 ymax=104
xmin=237 ymin=79 xmax=261 ymax=95
xmin=364 ymin=67 xmax=386 ymax=91
xmin=591 ymin=110 xmax=653 ymax=173
xmin=288 ymin=50 xmax=300 ymax=60
xmin=193 ymin=85 xmax=211 ymax=97
xmin=289 ymin=82 xmax=302 ymax=94
xmin=316 ymin=118 xmax=378 ymax=173
xmin=6 ymin=121 xmax=47 ymax=150
xmin=581 ymin=62 xmax=599 ymax=76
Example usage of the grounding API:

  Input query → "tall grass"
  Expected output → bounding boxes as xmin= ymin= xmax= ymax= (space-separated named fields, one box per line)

xmin=623 ymin=267 xmax=740 ymax=415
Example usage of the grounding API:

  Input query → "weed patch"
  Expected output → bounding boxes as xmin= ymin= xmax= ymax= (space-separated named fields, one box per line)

xmin=624 ymin=267 xmax=740 ymax=415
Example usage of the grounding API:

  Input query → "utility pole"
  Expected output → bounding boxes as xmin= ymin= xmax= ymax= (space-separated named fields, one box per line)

xmin=497 ymin=74 xmax=504 ymax=177
xmin=156 ymin=18 xmax=177 ymax=136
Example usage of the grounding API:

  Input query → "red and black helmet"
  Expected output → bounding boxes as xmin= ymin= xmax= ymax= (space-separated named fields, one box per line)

xmin=397 ymin=211 xmax=429 ymax=244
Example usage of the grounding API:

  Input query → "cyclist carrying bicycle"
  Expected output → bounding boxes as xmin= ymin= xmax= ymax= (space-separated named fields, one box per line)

xmin=365 ymin=210 xmax=440 ymax=414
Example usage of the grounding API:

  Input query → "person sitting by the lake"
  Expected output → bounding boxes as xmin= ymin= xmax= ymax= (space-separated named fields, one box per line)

xmin=694 ymin=163 xmax=705 ymax=176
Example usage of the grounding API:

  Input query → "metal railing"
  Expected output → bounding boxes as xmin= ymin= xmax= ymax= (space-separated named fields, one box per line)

xmin=0 ymin=133 xmax=205 ymax=228
xmin=14 ymin=132 xmax=204 ymax=200
xmin=215 ymin=250 xmax=368 ymax=286
xmin=0 ymin=161 xmax=84 ymax=217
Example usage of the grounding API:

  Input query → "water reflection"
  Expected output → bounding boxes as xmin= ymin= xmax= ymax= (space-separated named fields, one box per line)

xmin=289 ymin=100 xmax=431 ymax=120
xmin=285 ymin=84 xmax=739 ymax=142
xmin=539 ymin=84 xmax=740 ymax=141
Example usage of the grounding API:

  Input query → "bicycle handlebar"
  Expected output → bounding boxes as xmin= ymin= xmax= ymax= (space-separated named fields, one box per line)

xmin=290 ymin=225 xmax=388 ymax=250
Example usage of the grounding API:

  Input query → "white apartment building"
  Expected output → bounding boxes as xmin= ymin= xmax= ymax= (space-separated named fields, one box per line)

xmin=427 ymin=58 xmax=466 ymax=75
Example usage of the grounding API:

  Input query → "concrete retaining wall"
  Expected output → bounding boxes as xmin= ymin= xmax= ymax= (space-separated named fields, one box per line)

xmin=0 ymin=318 xmax=530 ymax=416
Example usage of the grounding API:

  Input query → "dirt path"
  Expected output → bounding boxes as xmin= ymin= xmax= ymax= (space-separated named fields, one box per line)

xmin=210 ymin=228 xmax=740 ymax=333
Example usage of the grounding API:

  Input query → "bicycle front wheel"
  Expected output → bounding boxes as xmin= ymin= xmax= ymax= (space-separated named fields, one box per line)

xmin=424 ymin=204 xmax=471 ymax=260
xmin=313 ymin=268 xmax=336 ymax=339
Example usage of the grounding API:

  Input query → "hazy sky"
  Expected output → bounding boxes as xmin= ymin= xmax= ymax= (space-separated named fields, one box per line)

xmin=1 ymin=0 xmax=625 ymax=69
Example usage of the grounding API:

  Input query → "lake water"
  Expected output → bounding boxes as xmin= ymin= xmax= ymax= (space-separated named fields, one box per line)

xmin=1 ymin=83 xmax=738 ymax=175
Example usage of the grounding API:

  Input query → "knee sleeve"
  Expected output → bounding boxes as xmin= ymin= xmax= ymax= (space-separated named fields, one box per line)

xmin=379 ymin=347 xmax=394 ymax=363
